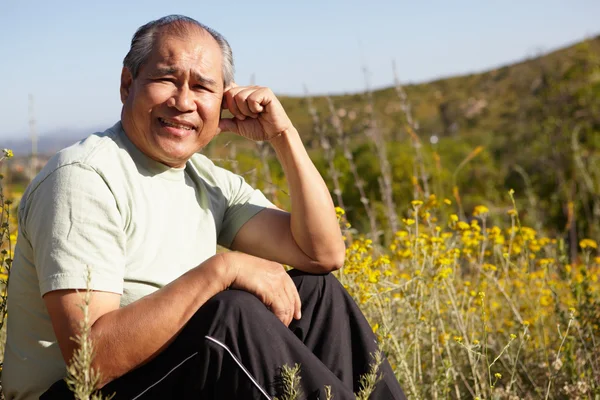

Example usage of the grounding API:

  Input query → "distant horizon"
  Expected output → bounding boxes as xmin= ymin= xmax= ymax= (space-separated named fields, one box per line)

xmin=3 ymin=0 xmax=599 ymax=139
xmin=9 ymin=34 xmax=595 ymax=142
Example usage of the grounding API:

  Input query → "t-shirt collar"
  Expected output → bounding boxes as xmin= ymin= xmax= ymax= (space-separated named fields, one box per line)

xmin=114 ymin=121 xmax=186 ymax=181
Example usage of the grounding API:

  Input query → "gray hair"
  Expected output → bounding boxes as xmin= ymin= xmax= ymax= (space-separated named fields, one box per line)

xmin=123 ymin=15 xmax=234 ymax=87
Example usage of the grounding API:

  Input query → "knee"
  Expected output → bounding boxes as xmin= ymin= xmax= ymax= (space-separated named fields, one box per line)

xmin=208 ymin=289 xmax=264 ymax=313
xmin=187 ymin=290 xmax=267 ymax=332
xmin=289 ymin=270 xmax=346 ymax=298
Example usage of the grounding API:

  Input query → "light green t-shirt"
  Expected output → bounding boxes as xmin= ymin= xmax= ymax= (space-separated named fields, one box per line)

xmin=2 ymin=122 xmax=273 ymax=399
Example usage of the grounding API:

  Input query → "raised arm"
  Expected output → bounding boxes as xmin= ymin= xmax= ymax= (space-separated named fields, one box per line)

xmin=220 ymin=85 xmax=346 ymax=273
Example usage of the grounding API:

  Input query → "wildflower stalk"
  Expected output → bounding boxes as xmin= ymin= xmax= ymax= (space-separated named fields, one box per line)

xmin=324 ymin=385 xmax=333 ymax=400
xmin=326 ymin=97 xmax=379 ymax=240
xmin=392 ymin=60 xmax=430 ymax=198
xmin=544 ymin=313 xmax=574 ymax=400
xmin=274 ymin=363 xmax=303 ymax=400
xmin=355 ymin=349 xmax=383 ymax=400
xmin=0 ymin=149 xmax=14 ymax=365
xmin=256 ymin=141 xmax=275 ymax=202
xmin=433 ymin=294 xmax=465 ymax=399
xmin=305 ymin=87 xmax=345 ymax=212
xmin=452 ymin=146 xmax=483 ymax=219
xmin=507 ymin=326 xmax=529 ymax=394
xmin=374 ymin=295 xmax=419 ymax=399
xmin=445 ymin=283 xmax=483 ymax=398
xmin=64 ymin=267 xmax=113 ymax=400
xmin=362 ymin=66 xmax=399 ymax=236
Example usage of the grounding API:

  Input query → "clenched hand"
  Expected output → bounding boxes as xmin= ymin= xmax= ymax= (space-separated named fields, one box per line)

xmin=218 ymin=84 xmax=293 ymax=142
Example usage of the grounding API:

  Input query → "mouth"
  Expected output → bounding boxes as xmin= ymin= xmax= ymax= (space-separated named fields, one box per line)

xmin=158 ymin=117 xmax=197 ymax=131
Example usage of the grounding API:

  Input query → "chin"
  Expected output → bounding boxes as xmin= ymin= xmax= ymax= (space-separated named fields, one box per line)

xmin=156 ymin=144 xmax=201 ymax=166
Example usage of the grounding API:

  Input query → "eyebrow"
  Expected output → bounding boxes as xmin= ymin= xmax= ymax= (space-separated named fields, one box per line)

xmin=153 ymin=66 xmax=218 ymax=88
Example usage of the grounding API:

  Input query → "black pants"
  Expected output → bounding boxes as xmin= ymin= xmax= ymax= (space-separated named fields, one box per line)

xmin=42 ymin=271 xmax=406 ymax=399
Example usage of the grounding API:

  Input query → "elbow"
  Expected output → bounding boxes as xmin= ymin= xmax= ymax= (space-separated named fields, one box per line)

xmin=317 ymin=241 xmax=346 ymax=273
xmin=328 ymin=248 xmax=346 ymax=272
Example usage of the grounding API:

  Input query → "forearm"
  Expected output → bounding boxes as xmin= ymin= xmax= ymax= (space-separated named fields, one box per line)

xmin=270 ymin=127 xmax=345 ymax=270
xmin=89 ymin=253 xmax=233 ymax=386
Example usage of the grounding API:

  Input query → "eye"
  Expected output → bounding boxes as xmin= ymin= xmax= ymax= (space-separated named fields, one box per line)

xmin=194 ymin=84 xmax=215 ymax=93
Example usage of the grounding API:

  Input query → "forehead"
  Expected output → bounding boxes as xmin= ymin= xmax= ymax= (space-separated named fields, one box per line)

xmin=145 ymin=28 xmax=223 ymax=78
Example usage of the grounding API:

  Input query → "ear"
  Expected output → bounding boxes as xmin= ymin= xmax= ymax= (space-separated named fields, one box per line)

xmin=120 ymin=67 xmax=133 ymax=104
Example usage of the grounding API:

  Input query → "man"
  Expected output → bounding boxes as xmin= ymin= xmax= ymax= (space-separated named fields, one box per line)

xmin=3 ymin=15 xmax=405 ymax=399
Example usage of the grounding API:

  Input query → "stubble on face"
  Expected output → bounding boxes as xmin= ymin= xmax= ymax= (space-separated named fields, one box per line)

xmin=120 ymin=25 xmax=224 ymax=168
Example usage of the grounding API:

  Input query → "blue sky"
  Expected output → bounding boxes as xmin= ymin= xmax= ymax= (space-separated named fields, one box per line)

xmin=1 ymin=0 xmax=598 ymax=138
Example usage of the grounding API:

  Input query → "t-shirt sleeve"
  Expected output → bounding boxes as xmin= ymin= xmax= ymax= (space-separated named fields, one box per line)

xmin=211 ymin=166 xmax=274 ymax=248
xmin=22 ymin=163 xmax=126 ymax=297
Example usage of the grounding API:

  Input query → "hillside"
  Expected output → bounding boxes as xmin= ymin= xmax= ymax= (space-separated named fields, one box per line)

xmin=209 ymin=35 xmax=600 ymax=240
xmin=275 ymin=35 xmax=600 ymax=145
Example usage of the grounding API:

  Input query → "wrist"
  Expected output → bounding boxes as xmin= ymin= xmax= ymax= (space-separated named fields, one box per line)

xmin=269 ymin=126 xmax=297 ymax=147
xmin=211 ymin=253 xmax=238 ymax=291
xmin=269 ymin=127 xmax=305 ymax=161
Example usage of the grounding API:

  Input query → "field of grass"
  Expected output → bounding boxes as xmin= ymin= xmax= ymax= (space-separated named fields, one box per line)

xmin=0 ymin=37 xmax=599 ymax=399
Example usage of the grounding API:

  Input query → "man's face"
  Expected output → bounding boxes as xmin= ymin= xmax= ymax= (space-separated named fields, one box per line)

xmin=120 ymin=28 xmax=225 ymax=168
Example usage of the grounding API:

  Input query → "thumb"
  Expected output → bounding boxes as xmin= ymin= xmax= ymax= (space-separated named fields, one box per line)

xmin=218 ymin=118 xmax=238 ymax=134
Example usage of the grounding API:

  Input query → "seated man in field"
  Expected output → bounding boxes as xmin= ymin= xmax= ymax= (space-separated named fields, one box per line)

xmin=3 ymin=15 xmax=406 ymax=400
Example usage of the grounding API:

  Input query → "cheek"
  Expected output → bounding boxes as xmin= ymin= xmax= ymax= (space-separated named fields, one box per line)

xmin=196 ymin=94 xmax=223 ymax=122
xmin=134 ymin=84 xmax=171 ymax=112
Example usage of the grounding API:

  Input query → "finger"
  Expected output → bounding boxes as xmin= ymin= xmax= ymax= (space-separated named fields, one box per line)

xmin=247 ymin=98 xmax=264 ymax=114
xmin=281 ymin=287 xmax=295 ymax=326
xmin=292 ymin=282 xmax=302 ymax=320
xmin=272 ymin=293 xmax=291 ymax=326
xmin=218 ymin=118 xmax=238 ymax=134
xmin=281 ymin=285 xmax=295 ymax=326
xmin=282 ymin=274 xmax=301 ymax=323
xmin=247 ymin=88 xmax=272 ymax=113
xmin=224 ymin=87 xmax=246 ymax=120
xmin=234 ymin=89 xmax=259 ymax=119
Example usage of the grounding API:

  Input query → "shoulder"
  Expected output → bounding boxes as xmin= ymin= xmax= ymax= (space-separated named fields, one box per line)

xmin=187 ymin=153 xmax=245 ymax=189
xmin=29 ymin=123 xmax=123 ymax=187
xmin=19 ymin=123 xmax=130 ymax=216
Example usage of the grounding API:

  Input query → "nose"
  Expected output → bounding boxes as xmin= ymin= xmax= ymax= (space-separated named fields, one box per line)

xmin=167 ymin=85 xmax=196 ymax=112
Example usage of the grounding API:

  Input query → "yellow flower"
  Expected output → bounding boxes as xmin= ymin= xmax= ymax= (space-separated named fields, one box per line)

xmin=450 ymin=214 xmax=459 ymax=223
xmin=2 ymin=148 xmax=13 ymax=158
xmin=494 ymin=373 xmax=502 ymax=379
xmin=456 ymin=221 xmax=470 ymax=231
xmin=473 ymin=205 xmax=489 ymax=216
xmin=483 ymin=263 xmax=497 ymax=271
xmin=580 ymin=239 xmax=598 ymax=250
xmin=507 ymin=209 xmax=517 ymax=216
xmin=402 ymin=218 xmax=415 ymax=226
xmin=443 ymin=198 xmax=452 ymax=205
xmin=436 ymin=267 xmax=453 ymax=280
xmin=411 ymin=200 xmax=423 ymax=208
